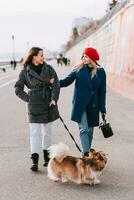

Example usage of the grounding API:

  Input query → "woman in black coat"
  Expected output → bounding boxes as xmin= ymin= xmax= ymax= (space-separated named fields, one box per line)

xmin=15 ymin=47 xmax=60 ymax=171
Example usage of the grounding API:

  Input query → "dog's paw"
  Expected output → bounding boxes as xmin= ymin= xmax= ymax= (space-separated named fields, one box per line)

xmin=53 ymin=179 xmax=60 ymax=182
xmin=61 ymin=176 xmax=68 ymax=183
xmin=93 ymin=179 xmax=100 ymax=185
xmin=47 ymin=174 xmax=60 ymax=182
xmin=75 ymin=179 xmax=82 ymax=184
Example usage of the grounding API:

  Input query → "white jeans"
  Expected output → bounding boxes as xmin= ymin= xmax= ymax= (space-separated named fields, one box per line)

xmin=29 ymin=123 xmax=52 ymax=154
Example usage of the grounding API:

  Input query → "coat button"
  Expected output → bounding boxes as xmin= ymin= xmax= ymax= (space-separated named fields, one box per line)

xmin=93 ymin=104 xmax=95 ymax=107
xmin=91 ymin=91 xmax=94 ymax=94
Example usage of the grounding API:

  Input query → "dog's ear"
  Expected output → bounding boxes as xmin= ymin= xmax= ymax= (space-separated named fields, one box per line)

xmin=90 ymin=148 xmax=95 ymax=152
xmin=99 ymin=152 xmax=107 ymax=161
xmin=98 ymin=154 xmax=105 ymax=161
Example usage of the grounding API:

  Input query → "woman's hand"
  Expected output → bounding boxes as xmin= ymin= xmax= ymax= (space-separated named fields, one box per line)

xmin=49 ymin=100 xmax=56 ymax=107
xmin=49 ymin=78 xmax=54 ymax=84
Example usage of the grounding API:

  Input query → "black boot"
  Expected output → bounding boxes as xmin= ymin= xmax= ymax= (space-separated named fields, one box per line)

xmin=83 ymin=152 xmax=89 ymax=158
xmin=43 ymin=150 xmax=50 ymax=167
xmin=84 ymin=152 xmax=89 ymax=157
xmin=31 ymin=153 xmax=39 ymax=172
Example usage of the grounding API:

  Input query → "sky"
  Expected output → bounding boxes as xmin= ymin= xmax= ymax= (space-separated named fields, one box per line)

xmin=0 ymin=0 xmax=108 ymax=58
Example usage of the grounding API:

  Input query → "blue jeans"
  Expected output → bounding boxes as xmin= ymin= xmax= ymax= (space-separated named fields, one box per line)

xmin=78 ymin=111 xmax=94 ymax=154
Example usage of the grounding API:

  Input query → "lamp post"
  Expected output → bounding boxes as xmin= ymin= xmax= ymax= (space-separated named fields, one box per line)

xmin=26 ymin=41 xmax=29 ymax=52
xmin=26 ymin=41 xmax=29 ymax=48
xmin=12 ymin=35 xmax=15 ymax=61
xmin=11 ymin=35 xmax=16 ymax=70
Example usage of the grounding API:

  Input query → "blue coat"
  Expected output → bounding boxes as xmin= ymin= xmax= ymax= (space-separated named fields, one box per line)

xmin=60 ymin=65 xmax=106 ymax=127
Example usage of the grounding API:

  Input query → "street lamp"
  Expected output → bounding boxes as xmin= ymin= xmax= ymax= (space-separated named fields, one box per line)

xmin=26 ymin=41 xmax=29 ymax=52
xmin=11 ymin=35 xmax=17 ymax=70
xmin=12 ymin=35 xmax=15 ymax=61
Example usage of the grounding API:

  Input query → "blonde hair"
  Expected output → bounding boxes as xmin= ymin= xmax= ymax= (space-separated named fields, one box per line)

xmin=73 ymin=59 xmax=98 ymax=78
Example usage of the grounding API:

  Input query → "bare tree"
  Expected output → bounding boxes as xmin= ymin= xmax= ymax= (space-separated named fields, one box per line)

xmin=109 ymin=0 xmax=118 ymax=10
xmin=72 ymin=27 xmax=79 ymax=40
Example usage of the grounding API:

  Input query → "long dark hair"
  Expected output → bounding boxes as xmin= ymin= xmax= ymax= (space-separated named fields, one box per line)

xmin=23 ymin=47 xmax=43 ymax=68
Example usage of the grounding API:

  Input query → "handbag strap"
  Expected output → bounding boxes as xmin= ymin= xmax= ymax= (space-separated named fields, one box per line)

xmin=99 ymin=114 xmax=107 ymax=128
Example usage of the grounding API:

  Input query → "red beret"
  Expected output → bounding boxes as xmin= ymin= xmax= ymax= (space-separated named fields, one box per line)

xmin=83 ymin=48 xmax=99 ymax=62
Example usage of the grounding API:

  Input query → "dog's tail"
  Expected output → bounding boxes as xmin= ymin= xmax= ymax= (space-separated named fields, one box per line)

xmin=48 ymin=143 xmax=69 ymax=163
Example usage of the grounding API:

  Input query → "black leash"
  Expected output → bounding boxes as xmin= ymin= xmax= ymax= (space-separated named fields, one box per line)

xmin=59 ymin=116 xmax=82 ymax=153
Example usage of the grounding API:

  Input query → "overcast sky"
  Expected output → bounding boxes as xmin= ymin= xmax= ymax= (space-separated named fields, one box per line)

xmin=0 ymin=0 xmax=108 ymax=56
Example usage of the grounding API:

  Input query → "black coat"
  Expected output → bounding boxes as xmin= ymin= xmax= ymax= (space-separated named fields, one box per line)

xmin=15 ymin=63 xmax=60 ymax=123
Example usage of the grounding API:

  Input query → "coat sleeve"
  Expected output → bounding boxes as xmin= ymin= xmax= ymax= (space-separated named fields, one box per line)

xmin=60 ymin=70 xmax=76 ymax=87
xmin=14 ymin=70 xmax=29 ymax=103
xmin=98 ymin=68 xmax=106 ymax=113
xmin=49 ymin=66 xmax=60 ymax=102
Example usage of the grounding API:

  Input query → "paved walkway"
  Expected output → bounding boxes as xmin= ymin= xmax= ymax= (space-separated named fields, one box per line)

xmin=0 ymin=62 xmax=134 ymax=200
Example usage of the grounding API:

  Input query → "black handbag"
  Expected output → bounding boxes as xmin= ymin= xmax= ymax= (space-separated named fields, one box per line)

xmin=99 ymin=116 xmax=114 ymax=138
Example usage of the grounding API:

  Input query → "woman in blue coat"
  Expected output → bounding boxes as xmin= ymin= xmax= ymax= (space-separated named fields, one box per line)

xmin=60 ymin=48 xmax=106 ymax=157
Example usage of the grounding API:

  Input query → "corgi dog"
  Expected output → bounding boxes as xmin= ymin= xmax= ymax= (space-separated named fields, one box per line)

xmin=47 ymin=143 xmax=107 ymax=185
